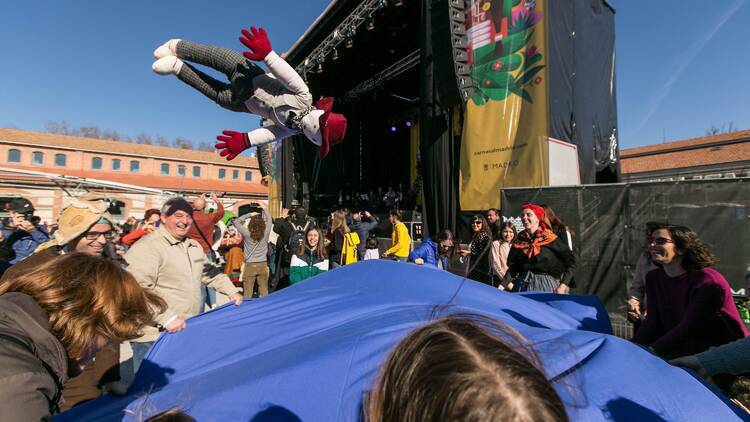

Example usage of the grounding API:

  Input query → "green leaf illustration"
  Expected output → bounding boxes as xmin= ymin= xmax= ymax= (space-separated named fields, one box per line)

xmin=472 ymin=53 xmax=522 ymax=72
xmin=519 ymin=65 xmax=545 ymax=86
xmin=521 ymin=89 xmax=533 ymax=103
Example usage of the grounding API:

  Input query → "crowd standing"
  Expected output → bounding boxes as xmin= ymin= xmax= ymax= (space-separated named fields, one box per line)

xmin=1 ymin=192 xmax=750 ymax=418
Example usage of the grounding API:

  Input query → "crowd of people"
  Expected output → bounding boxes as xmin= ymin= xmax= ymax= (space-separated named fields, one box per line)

xmin=1 ymin=193 xmax=749 ymax=419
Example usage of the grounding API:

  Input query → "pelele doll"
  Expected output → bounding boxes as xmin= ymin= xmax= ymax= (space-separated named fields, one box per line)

xmin=152 ymin=26 xmax=347 ymax=161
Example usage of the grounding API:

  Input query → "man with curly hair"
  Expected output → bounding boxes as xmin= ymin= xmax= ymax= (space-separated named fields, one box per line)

xmin=632 ymin=224 xmax=748 ymax=359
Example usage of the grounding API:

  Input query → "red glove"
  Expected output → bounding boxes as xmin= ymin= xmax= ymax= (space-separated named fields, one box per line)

xmin=215 ymin=130 xmax=250 ymax=161
xmin=239 ymin=26 xmax=272 ymax=61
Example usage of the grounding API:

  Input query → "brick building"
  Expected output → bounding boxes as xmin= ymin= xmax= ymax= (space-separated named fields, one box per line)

xmin=621 ymin=129 xmax=750 ymax=182
xmin=0 ymin=128 xmax=267 ymax=224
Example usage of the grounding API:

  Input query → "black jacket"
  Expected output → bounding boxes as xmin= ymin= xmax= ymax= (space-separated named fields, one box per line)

xmin=507 ymin=237 xmax=576 ymax=284
xmin=0 ymin=292 xmax=69 ymax=421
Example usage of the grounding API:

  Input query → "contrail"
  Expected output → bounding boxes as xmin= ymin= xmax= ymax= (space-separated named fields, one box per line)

xmin=634 ymin=0 xmax=746 ymax=134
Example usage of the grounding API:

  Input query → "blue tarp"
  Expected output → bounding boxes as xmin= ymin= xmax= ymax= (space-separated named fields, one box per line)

xmin=58 ymin=260 xmax=748 ymax=421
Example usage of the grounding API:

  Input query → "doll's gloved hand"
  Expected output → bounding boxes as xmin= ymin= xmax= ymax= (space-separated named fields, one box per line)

xmin=239 ymin=26 xmax=272 ymax=61
xmin=215 ymin=130 xmax=250 ymax=161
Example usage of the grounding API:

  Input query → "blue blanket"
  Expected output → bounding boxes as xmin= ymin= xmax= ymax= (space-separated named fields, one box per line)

xmin=58 ymin=260 xmax=748 ymax=421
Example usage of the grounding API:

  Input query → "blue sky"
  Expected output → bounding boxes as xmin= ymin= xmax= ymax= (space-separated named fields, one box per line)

xmin=0 ymin=0 xmax=747 ymax=152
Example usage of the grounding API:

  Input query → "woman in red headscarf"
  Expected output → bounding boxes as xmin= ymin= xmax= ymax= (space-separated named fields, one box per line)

xmin=502 ymin=204 xmax=575 ymax=293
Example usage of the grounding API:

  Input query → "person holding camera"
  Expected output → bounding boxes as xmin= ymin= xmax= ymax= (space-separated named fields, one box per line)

xmin=233 ymin=202 xmax=272 ymax=298
xmin=0 ymin=198 xmax=49 ymax=264
xmin=350 ymin=210 xmax=379 ymax=260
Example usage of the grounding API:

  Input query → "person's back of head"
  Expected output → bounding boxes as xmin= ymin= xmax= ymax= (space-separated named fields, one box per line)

xmin=367 ymin=315 xmax=568 ymax=422
xmin=366 ymin=235 xmax=379 ymax=250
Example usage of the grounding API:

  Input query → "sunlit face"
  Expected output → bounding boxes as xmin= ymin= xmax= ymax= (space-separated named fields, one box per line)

xmin=74 ymin=222 xmax=114 ymax=256
xmin=486 ymin=210 xmax=499 ymax=223
xmin=162 ymin=211 xmax=193 ymax=240
xmin=307 ymin=229 xmax=320 ymax=248
xmin=471 ymin=219 xmax=483 ymax=233
xmin=649 ymin=228 xmax=680 ymax=266
xmin=146 ymin=213 xmax=161 ymax=224
xmin=502 ymin=227 xmax=515 ymax=243
xmin=521 ymin=209 xmax=539 ymax=231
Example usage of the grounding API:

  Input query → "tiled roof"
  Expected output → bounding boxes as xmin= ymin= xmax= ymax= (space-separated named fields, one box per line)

xmin=2 ymin=164 xmax=267 ymax=195
xmin=620 ymin=130 xmax=750 ymax=174
xmin=0 ymin=128 xmax=258 ymax=168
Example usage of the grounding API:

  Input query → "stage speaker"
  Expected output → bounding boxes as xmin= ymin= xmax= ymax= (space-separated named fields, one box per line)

xmin=430 ymin=0 xmax=474 ymax=107
xmin=302 ymin=182 xmax=310 ymax=211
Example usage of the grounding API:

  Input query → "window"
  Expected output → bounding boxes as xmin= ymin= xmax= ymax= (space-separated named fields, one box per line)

xmin=218 ymin=168 xmax=226 ymax=179
xmin=112 ymin=159 xmax=121 ymax=171
xmin=91 ymin=156 xmax=103 ymax=170
xmin=232 ymin=169 xmax=239 ymax=180
xmin=160 ymin=163 xmax=170 ymax=175
xmin=32 ymin=151 xmax=44 ymax=165
xmin=7 ymin=149 xmax=21 ymax=163
xmin=54 ymin=153 xmax=66 ymax=167
xmin=245 ymin=171 xmax=252 ymax=181
xmin=177 ymin=165 xmax=186 ymax=176
xmin=193 ymin=166 xmax=201 ymax=177
xmin=130 ymin=160 xmax=140 ymax=173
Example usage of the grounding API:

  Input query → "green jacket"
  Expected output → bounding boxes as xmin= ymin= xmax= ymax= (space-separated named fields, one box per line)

xmin=290 ymin=249 xmax=329 ymax=284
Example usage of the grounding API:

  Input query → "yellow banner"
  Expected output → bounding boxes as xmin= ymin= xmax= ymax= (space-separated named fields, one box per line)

xmin=460 ymin=0 xmax=549 ymax=210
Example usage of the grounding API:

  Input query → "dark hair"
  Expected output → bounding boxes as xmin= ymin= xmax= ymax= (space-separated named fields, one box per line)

xmin=297 ymin=226 xmax=327 ymax=259
xmin=471 ymin=215 xmax=492 ymax=240
xmin=143 ymin=208 xmax=161 ymax=221
xmin=495 ymin=222 xmax=517 ymax=244
xmin=145 ymin=408 xmax=197 ymax=422
xmin=367 ymin=314 xmax=568 ymax=422
xmin=655 ymin=224 xmax=717 ymax=271
xmin=435 ymin=229 xmax=455 ymax=257
xmin=389 ymin=209 xmax=402 ymax=221
xmin=366 ymin=234 xmax=380 ymax=250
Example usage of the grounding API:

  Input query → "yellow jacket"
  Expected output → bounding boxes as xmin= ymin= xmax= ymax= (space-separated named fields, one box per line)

xmin=385 ymin=222 xmax=411 ymax=258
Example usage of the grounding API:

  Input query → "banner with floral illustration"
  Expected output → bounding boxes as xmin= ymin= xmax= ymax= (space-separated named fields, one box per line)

xmin=459 ymin=0 xmax=549 ymax=210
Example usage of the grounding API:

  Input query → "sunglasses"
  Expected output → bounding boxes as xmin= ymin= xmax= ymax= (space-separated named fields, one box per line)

xmin=648 ymin=237 xmax=674 ymax=246
xmin=82 ymin=230 xmax=117 ymax=241
xmin=471 ymin=221 xmax=482 ymax=226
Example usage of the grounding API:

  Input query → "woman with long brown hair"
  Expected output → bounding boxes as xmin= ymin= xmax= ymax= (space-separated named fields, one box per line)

xmin=367 ymin=315 xmax=569 ymax=422
xmin=632 ymin=224 xmax=748 ymax=359
xmin=290 ymin=226 xmax=329 ymax=284
xmin=489 ymin=222 xmax=517 ymax=288
xmin=0 ymin=253 xmax=165 ymax=421
xmin=327 ymin=210 xmax=350 ymax=269
xmin=234 ymin=202 xmax=273 ymax=298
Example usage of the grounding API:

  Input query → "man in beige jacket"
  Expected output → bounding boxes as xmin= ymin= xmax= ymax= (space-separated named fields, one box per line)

xmin=125 ymin=196 xmax=243 ymax=373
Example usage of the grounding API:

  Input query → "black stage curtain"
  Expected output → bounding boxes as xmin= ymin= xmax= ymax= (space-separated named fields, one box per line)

xmin=548 ymin=0 xmax=620 ymax=183
xmin=420 ymin=0 xmax=459 ymax=239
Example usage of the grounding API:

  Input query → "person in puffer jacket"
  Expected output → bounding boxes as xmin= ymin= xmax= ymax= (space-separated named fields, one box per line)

xmin=407 ymin=230 xmax=455 ymax=270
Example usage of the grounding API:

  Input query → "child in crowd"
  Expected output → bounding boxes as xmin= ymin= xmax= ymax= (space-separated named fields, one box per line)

xmin=363 ymin=234 xmax=380 ymax=260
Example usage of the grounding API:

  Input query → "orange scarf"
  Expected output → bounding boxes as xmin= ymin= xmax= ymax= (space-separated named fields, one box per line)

xmin=512 ymin=229 xmax=558 ymax=258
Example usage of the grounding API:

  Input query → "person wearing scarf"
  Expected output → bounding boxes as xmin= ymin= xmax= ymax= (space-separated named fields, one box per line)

xmin=502 ymin=204 xmax=575 ymax=293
